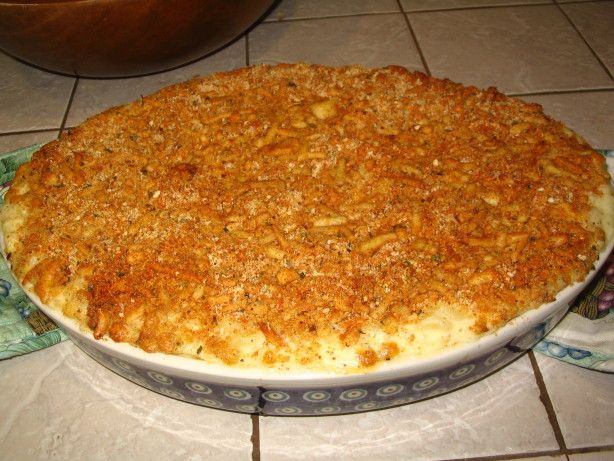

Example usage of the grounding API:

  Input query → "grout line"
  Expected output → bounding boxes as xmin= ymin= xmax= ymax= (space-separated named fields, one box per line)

xmin=439 ymin=450 xmax=564 ymax=461
xmin=442 ymin=351 xmax=614 ymax=461
xmin=567 ymin=445 xmax=614 ymax=454
xmin=397 ymin=1 xmax=431 ymax=76
xmin=554 ymin=2 xmax=614 ymax=81
xmin=507 ymin=87 xmax=614 ymax=97
xmin=258 ymin=0 xmax=614 ymax=23
xmin=0 ymin=128 xmax=61 ymax=137
xmin=438 ymin=444 xmax=614 ymax=460
xmin=262 ymin=2 xmax=556 ymax=21
xmin=401 ymin=2 xmax=553 ymax=14
xmin=256 ymin=2 xmax=575 ymax=26
xmin=245 ymin=33 xmax=251 ymax=67
xmin=528 ymin=351 xmax=568 ymax=452
xmin=59 ymin=78 xmax=79 ymax=134
xmin=439 ymin=445 xmax=614 ymax=461
xmin=251 ymin=414 xmax=261 ymax=461
xmin=263 ymin=11 xmax=400 ymax=23
xmin=554 ymin=0 xmax=614 ymax=5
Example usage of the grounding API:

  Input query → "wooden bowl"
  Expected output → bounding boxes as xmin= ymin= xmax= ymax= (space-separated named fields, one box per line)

xmin=0 ymin=0 xmax=275 ymax=77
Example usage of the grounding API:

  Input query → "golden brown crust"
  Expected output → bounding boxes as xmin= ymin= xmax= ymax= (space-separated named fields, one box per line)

xmin=1 ymin=63 xmax=611 ymax=371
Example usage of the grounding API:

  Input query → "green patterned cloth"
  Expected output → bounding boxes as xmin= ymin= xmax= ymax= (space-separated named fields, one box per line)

xmin=0 ymin=144 xmax=67 ymax=359
xmin=0 ymin=145 xmax=612 ymax=372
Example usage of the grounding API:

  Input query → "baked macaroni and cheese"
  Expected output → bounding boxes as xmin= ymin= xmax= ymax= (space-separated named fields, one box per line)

xmin=1 ymin=64 xmax=612 ymax=373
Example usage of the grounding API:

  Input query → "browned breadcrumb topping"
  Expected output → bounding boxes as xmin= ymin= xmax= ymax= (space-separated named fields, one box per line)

xmin=3 ymin=64 xmax=611 ymax=369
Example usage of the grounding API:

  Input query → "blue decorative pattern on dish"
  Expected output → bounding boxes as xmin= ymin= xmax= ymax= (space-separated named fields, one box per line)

xmin=66 ymin=308 xmax=561 ymax=416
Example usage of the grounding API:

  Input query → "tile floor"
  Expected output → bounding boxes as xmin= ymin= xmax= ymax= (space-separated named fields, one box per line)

xmin=0 ymin=1 xmax=613 ymax=460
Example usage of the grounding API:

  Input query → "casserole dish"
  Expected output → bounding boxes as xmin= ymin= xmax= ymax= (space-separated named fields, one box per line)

xmin=2 ymin=140 xmax=610 ymax=415
xmin=18 ymin=241 xmax=611 ymax=416
xmin=1 ymin=64 xmax=612 ymax=415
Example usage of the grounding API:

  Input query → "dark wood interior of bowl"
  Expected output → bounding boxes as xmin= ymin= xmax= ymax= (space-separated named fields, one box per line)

xmin=0 ymin=0 xmax=275 ymax=77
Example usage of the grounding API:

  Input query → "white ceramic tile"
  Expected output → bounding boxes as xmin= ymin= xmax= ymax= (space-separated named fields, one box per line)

xmin=535 ymin=354 xmax=614 ymax=449
xmin=250 ymin=14 xmax=424 ymax=70
xmin=569 ymin=452 xmax=614 ymax=461
xmin=260 ymin=355 xmax=558 ymax=460
xmin=0 ymin=131 xmax=59 ymax=155
xmin=402 ymin=0 xmax=550 ymax=11
xmin=408 ymin=5 xmax=613 ymax=93
xmin=520 ymin=91 xmax=614 ymax=149
xmin=0 ymin=53 xmax=75 ymax=133
xmin=562 ymin=1 xmax=614 ymax=76
xmin=0 ymin=342 xmax=253 ymax=460
xmin=65 ymin=38 xmax=246 ymax=128
xmin=266 ymin=0 xmax=400 ymax=21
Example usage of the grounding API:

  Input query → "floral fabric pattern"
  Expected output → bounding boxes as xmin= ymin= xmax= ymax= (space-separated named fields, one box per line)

xmin=0 ymin=145 xmax=67 ymax=359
